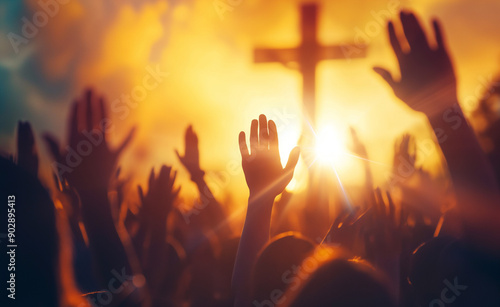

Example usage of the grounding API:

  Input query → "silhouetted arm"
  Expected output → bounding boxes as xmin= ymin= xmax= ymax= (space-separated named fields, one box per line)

xmin=374 ymin=12 xmax=499 ymax=200
xmin=44 ymin=89 xmax=144 ymax=306
xmin=137 ymin=165 xmax=179 ymax=297
xmin=232 ymin=114 xmax=300 ymax=306
xmin=175 ymin=125 xmax=228 ymax=235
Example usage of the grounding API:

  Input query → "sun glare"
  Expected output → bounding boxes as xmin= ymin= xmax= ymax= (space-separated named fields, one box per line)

xmin=315 ymin=125 xmax=346 ymax=166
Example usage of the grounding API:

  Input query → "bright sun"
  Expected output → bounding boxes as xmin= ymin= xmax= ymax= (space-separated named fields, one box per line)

xmin=315 ymin=125 xmax=346 ymax=166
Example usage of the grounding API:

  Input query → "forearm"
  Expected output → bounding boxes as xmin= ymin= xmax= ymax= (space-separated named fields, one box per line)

xmin=428 ymin=102 xmax=499 ymax=196
xmin=232 ymin=194 xmax=274 ymax=306
xmin=193 ymin=175 xmax=228 ymax=229
xmin=79 ymin=189 xmax=134 ymax=284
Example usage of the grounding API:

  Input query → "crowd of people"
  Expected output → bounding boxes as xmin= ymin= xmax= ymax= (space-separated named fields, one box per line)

xmin=1 ymin=10 xmax=500 ymax=307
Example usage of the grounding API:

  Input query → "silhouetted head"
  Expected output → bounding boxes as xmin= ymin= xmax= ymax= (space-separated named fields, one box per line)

xmin=283 ymin=246 xmax=396 ymax=307
xmin=251 ymin=232 xmax=316 ymax=305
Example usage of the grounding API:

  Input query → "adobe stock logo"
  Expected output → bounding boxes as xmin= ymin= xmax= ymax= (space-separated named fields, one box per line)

xmin=429 ymin=277 xmax=468 ymax=307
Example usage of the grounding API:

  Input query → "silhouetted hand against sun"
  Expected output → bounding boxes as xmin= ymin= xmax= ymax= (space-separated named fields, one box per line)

xmin=374 ymin=11 xmax=457 ymax=117
xmin=239 ymin=114 xmax=300 ymax=200
xmin=375 ymin=11 xmax=500 ymax=247
xmin=138 ymin=165 xmax=180 ymax=230
xmin=175 ymin=125 xmax=205 ymax=180
xmin=233 ymin=115 xmax=299 ymax=306
xmin=44 ymin=89 xmax=136 ymax=192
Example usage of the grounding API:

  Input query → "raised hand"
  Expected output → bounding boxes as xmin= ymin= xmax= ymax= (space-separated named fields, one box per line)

xmin=393 ymin=134 xmax=416 ymax=179
xmin=323 ymin=207 xmax=366 ymax=254
xmin=16 ymin=121 xmax=38 ymax=177
xmin=136 ymin=165 xmax=180 ymax=294
xmin=374 ymin=11 xmax=457 ymax=116
xmin=44 ymin=89 xmax=135 ymax=192
xmin=233 ymin=115 xmax=299 ymax=306
xmin=374 ymin=12 xmax=499 ymax=255
xmin=239 ymin=114 xmax=300 ymax=199
xmin=349 ymin=127 xmax=374 ymax=196
xmin=349 ymin=127 xmax=368 ymax=159
xmin=138 ymin=165 xmax=180 ymax=229
xmin=365 ymin=189 xmax=402 ymax=259
xmin=175 ymin=125 xmax=205 ymax=180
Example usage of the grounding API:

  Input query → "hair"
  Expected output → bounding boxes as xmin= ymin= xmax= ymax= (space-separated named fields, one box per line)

xmin=284 ymin=246 xmax=396 ymax=307
xmin=251 ymin=232 xmax=316 ymax=304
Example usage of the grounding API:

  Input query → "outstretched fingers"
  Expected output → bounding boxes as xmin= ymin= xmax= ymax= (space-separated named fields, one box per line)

xmin=186 ymin=125 xmax=198 ymax=150
xmin=239 ymin=131 xmax=249 ymax=160
xmin=259 ymin=114 xmax=268 ymax=149
xmin=432 ymin=19 xmax=445 ymax=51
xmin=250 ymin=119 xmax=258 ymax=155
xmin=148 ymin=167 xmax=155 ymax=191
xmin=174 ymin=149 xmax=184 ymax=162
xmin=85 ymin=89 xmax=93 ymax=132
xmin=268 ymin=120 xmax=279 ymax=153
xmin=99 ymin=98 xmax=108 ymax=143
xmin=388 ymin=21 xmax=404 ymax=59
xmin=68 ymin=101 xmax=79 ymax=148
xmin=400 ymin=11 xmax=430 ymax=52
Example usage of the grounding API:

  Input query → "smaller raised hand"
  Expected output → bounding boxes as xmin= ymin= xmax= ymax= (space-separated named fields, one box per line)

xmin=137 ymin=165 xmax=179 ymax=296
xmin=239 ymin=114 xmax=300 ymax=199
xmin=349 ymin=127 xmax=374 ymax=195
xmin=323 ymin=207 xmax=367 ymax=254
xmin=16 ymin=121 xmax=38 ymax=177
xmin=393 ymin=134 xmax=416 ymax=175
xmin=365 ymin=189 xmax=402 ymax=259
xmin=349 ymin=127 xmax=368 ymax=159
xmin=176 ymin=125 xmax=204 ymax=180
xmin=44 ymin=89 xmax=135 ymax=192
xmin=374 ymin=11 xmax=457 ymax=116
xmin=138 ymin=165 xmax=180 ymax=229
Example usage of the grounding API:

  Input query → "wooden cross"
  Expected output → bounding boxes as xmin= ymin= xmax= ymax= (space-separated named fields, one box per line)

xmin=254 ymin=3 xmax=367 ymax=137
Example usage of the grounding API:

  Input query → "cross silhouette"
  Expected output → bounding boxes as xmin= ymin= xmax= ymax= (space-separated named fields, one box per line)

xmin=254 ymin=3 xmax=367 ymax=139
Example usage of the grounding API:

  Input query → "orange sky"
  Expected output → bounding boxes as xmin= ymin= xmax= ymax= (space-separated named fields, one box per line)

xmin=4 ymin=0 xmax=500 ymax=209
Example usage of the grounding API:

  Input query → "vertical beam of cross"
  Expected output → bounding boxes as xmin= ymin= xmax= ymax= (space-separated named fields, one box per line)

xmin=254 ymin=3 xmax=366 ymax=141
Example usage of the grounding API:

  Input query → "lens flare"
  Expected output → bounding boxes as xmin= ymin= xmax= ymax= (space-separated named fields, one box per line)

xmin=315 ymin=125 xmax=346 ymax=166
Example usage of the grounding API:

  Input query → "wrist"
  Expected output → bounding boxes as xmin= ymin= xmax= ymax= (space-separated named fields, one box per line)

xmin=249 ymin=191 xmax=276 ymax=203
xmin=189 ymin=169 xmax=205 ymax=182
xmin=426 ymin=100 xmax=467 ymax=139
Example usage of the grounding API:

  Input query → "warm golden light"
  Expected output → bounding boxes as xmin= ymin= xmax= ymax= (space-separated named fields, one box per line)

xmin=315 ymin=125 xmax=347 ymax=166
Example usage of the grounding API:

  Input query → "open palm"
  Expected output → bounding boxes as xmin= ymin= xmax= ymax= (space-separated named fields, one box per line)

xmin=239 ymin=114 xmax=300 ymax=199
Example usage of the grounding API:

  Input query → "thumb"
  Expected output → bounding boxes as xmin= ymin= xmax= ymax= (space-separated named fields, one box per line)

xmin=284 ymin=146 xmax=300 ymax=173
xmin=373 ymin=67 xmax=397 ymax=89
xmin=174 ymin=149 xmax=183 ymax=162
